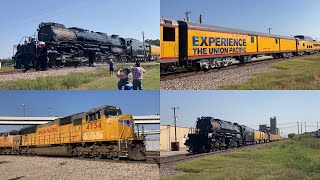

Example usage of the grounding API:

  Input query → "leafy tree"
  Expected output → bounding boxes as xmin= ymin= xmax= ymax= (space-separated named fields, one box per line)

xmin=145 ymin=39 xmax=160 ymax=46
xmin=0 ymin=58 xmax=14 ymax=66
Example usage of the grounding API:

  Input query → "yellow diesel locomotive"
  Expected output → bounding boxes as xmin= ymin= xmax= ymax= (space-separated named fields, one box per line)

xmin=160 ymin=18 xmax=320 ymax=72
xmin=0 ymin=105 xmax=147 ymax=161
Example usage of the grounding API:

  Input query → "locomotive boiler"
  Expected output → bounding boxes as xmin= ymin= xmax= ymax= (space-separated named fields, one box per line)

xmin=13 ymin=22 xmax=131 ymax=70
xmin=38 ymin=22 xmax=127 ymax=55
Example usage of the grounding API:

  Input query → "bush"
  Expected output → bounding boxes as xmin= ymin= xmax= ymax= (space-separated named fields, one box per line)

xmin=288 ymin=133 xmax=296 ymax=138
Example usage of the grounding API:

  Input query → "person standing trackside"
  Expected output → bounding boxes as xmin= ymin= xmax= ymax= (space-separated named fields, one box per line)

xmin=116 ymin=68 xmax=133 ymax=90
xmin=131 ymin=61 xmax=146 ymax=90
xmin=109 ymin=56 xmax=115 ymax=77
xmin=36 ymin=42 xmax=48 ymax=71
xmin=47 ymin=47 xmax=59 ymax=69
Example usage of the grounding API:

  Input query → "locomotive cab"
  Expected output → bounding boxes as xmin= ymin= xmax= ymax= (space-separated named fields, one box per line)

xmin=82 ymin=105 xmax=146 ymax=160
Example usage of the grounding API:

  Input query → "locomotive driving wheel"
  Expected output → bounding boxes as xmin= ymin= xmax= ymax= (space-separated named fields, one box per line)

xmin=78 ymin=152 xmax=86 ymax=158
xmin=94 ymin=152 xmax=103 ymax=159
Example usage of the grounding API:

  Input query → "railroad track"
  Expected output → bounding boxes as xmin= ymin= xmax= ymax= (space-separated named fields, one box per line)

xmin=0 ymin=68 xmax=61 ymax=76
xmin=0 ymin=61 xmax=159 ymax=76
xmin=161 ymin=143 xmax=271 ymax=164
xmin=0 ymin=151 xmax=160 ymax=165
xmin=0 ymin=66 xmax=93 ymax=76
xmin=160 ymin=54 xmax=316 ymax=81
xmin=146 ymin=151 xmax=160 ymax=165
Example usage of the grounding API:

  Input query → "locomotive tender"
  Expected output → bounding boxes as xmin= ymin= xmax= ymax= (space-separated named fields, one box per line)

xmin=0 ymin=105 xmax=146 ymax=161
xmin=160 ymin=18 xmax=320 ymax=72
xmin=185 ymin=116 xmax=281 ymax=153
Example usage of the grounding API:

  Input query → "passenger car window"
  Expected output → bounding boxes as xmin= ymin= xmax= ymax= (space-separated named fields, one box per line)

xmin=163 ymin=27 xmax=176 ymax=41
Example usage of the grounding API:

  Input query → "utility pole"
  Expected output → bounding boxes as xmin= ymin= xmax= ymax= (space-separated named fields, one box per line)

xmin=142 ymin=31 xmax=146 ymax=63
xmin=199 ymin=14 xmax=202 ymax=24
xmin=184 ymin=11 xmax=191 ymax=22
xmin=305 ymin=122 xmax=306 ymax=133
xmin=172 ymin=107 xmax=179 ymax=142
xmin=297 ymin=122 xmax=299 ymax=135
xmin=22 ymin=104 xmax=26 ymax=117
xmin=267 ymin=27 xmax=272 ymax=34
xmin=301 ymin=122 xmax=303 ymax=134
xmin=22 ymin=104 xmax=26 ymax=128
xmin=48 ymin=107 xmax=52 ymax=116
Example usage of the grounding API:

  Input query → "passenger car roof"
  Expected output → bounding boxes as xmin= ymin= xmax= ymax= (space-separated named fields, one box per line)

xmin=186 ymin=21 xmax=296 ymax=40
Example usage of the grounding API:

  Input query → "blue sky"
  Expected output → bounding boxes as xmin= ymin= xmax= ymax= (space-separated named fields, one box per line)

xmin=0 ymin=0 xmax=159 ymax=58
xmin=160 ymin=91 xmax=320 ymax=136
xmin=0 ymin=91 xmax=160 ymax=133
xmin=161 ymin=0 xmax=320 ymax=40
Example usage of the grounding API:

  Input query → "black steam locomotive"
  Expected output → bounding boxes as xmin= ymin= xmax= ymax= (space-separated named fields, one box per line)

xmin=13 ymin=22 xmax=150 ymax=70
xmin=185 ymin=116 xmax=254 ymax=153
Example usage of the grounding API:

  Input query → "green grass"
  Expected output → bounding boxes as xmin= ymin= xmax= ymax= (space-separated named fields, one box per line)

xmin=76 ymin=64 xmax=159 ymax=90
xmin=0 ymin=64 xmax=159 ymax=90
xmin=0 ymin=66 xmax=17 ymax=72
xmin=222 ymin=55 xmax=320 ymax=90
xmin=0 ymin=72 xmax=100 ymax=90
xmin=165 ymin=136 xmax=320 ymax=180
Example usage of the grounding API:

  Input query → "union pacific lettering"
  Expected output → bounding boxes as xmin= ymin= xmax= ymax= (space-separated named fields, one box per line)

xmin=38 ymin=127 xmax=59 ymax=135
xmin=192 ymin=36 xmax=247 ymax=55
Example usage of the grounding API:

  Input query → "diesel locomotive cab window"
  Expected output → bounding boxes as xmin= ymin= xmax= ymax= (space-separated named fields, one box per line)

xmin=97 ymin=112 xmax=101 ymax=119
xmin=163 ymin=27 xmax=175 ymax=41
xmin=90 ymin=113 xmax=96 ymax=121
xmin=86 ymin=112 xmax=100 ymax=121
xmin=104 ymin=109 xmax=122 ymax=117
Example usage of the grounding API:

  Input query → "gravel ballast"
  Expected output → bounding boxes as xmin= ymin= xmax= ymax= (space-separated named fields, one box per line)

xmin=0 ymin=156 xmax=159 ymax=180
xmin=161 ymin=61 xmax=277 ymax=90
xmin=0 ymin=67 xmax=98 ymax=82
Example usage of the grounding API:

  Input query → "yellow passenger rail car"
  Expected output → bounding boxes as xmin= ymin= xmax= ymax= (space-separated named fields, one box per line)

xmin=160 ymin=18 xmax=320 ymax=73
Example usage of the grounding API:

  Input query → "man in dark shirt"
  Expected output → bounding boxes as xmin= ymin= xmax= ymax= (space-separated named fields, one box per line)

xmin=109 ymin=56 xmax=115 ymax=77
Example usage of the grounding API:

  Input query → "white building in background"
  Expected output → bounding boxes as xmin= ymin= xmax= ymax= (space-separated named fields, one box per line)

xmin=160 ymin=124 xmax=193 ymax=151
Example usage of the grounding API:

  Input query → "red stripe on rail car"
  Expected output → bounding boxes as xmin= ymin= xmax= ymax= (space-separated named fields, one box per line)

xmin=187 ymin=50 xmax=296 ymax=58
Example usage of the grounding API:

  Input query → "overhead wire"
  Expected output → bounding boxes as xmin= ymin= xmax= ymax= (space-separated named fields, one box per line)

xmin=0 ymin=0 xmax=87 ymax=24
xmin=0 ymin=0 xmax=66 ymax=21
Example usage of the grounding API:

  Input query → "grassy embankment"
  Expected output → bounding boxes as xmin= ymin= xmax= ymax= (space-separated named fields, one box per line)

xmin=0 ymin=64 xmax=159 ymax=90
xmin=222 ymin=55 xmax=320 ymax=90
xmin=166 ymin=136 xmax=320 ymax=180
xmin=0 ymin=66 xmax=18 ymax=72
